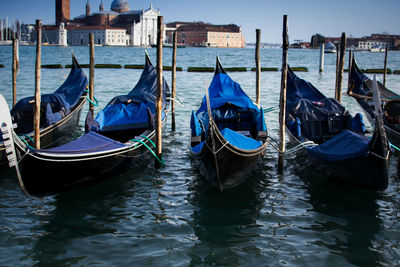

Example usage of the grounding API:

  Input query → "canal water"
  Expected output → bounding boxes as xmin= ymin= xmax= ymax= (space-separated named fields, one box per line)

xmin=0 ymin=45 xmax=400 ymax=266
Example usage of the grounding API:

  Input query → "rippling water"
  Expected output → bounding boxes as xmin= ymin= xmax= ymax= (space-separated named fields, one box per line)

xmin=0 ymin=45 xmax=400 ymax=266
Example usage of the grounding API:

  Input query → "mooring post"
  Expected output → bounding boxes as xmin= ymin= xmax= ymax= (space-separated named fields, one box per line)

xmin=335 ymin=32 xmax=346 ymax=103
xmin=155 ymin=15 xmax=164 ymax=168
xmin=347 ymin=49 xmax=353 ymax=91
xmin=12 ymin=37 xmax=17 ymax=106
xmin=171 ymin=30 xmax=177 ymax=132
xmin=319 ymin=42 xmax=324 ymax=73
xmin=89 ymin=33 xmax=95 ymax=115
xmin=383 ymin=43 xmax=389 ymax=87
xmin=278 ymin=15 xmax=288 ymax=171
xmin=34 ymin=19 xmax=42 ymax=149
xmin=255 ymin=29 xmax=261 ymax=107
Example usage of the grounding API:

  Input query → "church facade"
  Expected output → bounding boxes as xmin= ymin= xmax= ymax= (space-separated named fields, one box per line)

xmin=43 ymin=0 xmax=161 ymax=46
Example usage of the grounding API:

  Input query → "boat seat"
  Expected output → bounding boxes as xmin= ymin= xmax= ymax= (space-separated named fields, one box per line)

xmin=191 ymin=135 xmax=202 ymax=146
xmin=256 ymin=130 xmax=267 ymax=140
xmin=235 ymin=130 xmax=251 ymax=137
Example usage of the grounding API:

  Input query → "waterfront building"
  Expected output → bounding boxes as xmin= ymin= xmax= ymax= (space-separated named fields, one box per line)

xmin=35 ymin=0 xmax=162 ymax=46
xmin=166 ymin=22 xmax=245 ymax=48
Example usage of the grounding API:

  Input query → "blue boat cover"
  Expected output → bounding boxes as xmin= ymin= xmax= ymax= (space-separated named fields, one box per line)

xmin=11 ymin=56 xmax=88 ymax=134
xmin=286 ymin=66 xmax=326 ymax=113
xmin=94 ymin=55 xmax=170 ymax=132
xmin=194 ymin=59 xmax=265 ymax=134
xmin=191 ymin=141 xmax=205 ymax=153
xmin=220 ymin=128 xmax=262 ymax=150
xmin=190 ymin=110 xmax=202 ymax=137
xmin=306 ymin=130 xmax=370 ymax=162
xmin=38 ymin=131 xmax=127 ymax=154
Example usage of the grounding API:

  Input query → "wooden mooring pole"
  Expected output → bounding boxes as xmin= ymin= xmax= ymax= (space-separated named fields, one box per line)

xmin=34 ymin=19 xmax=42 ymax=149
xmin=255 ymin=29 xmax=261 ymax=107
xmin=347 ymin=49 xmax=353 ymax=91
xmin=12 ymin=37 xmax=17 ymax=106
xmin=278 ymin=15 xmax=288 ymax=171
xmin=171 ymin=30 xmax=177 ymax=131
xmin=89 ymin=33 xmax=95 ymax=115
xmin=383 ymin=43 xmax=389 ymax=87
xmin=155 ymin=15 xmax=164 ymax=168
xmin=319 ymin=42 xmax=324 ymax=73
xmin=335 ymin=32 xmax=346 ymax=103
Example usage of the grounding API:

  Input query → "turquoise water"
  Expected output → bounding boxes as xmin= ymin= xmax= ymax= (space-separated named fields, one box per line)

xmin=0 ymin=45 xmax=400 ymax=266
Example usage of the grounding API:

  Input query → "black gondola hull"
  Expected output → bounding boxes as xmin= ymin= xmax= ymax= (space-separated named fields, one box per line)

xmin=14 ymin=133 xmax=154 ymax=196
xmin=190 ymin=129 xmax=266 ymax=190
xmin=0 ymin=96 xmax=86 ymax=169
xmin=286 ymin=127 xmax=388 ymax=190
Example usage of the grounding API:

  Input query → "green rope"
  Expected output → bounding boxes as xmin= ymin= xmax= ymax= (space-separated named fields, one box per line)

xmin=131 ymin=138 xmax=164 ymax=166
xmin=84 ymin=90 xmax=99 ymax=106
xmin=390 ymin=142 xmax=400 ymax=152
xmin=140 ymin=135 xmax=156 ymax=148
xmin=264 ymin=106 xmax=279 ymax=113
xmin=18 ymin=135 xmax=35 ymax=150
xmin=19 ymin=134 xmax=34 ymax=143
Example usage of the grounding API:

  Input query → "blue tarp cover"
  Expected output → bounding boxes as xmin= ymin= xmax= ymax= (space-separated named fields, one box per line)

xmin=196 ymin=71 xmax=259 ymax=115
xmin=190 ymin=110 xmax=202 ymax=137
xmin=95 ymin=55 xmax=169 ymax=131
xmin=194 ymin=61 xmax=265 ymax=135
xmin=191 ymin=141 xmax=205 ymax=154
xmin=11 ymin=57 xmax=88 ymax=134
xmin=96 ymin=101 xmax=151 ymax=131
xmin=306 ymin=130 xmax=370 ymax=162
xmin=220 ymin=128 xmax=262 ymax=150
xmin=286 ymin=67 xmax=326 ymax=113
xmin=38 ymin=131 xmax=127 ymax=154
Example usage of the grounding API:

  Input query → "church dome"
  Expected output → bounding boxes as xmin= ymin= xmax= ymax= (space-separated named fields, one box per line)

xmin=111 ymin=0 xmax=129 ymax=13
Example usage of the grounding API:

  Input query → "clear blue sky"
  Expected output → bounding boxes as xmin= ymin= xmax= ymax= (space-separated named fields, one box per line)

xmin=1 ymin=0 xmax=399 ymax=43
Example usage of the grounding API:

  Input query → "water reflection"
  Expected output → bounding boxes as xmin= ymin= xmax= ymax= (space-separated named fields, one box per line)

xmin=291 ymin=155 xmax=382 ymax=266
xmin=30 ymin=166 xmax=147 ymax=266
xmin=187 ymin=167 xmax=269 ymax=265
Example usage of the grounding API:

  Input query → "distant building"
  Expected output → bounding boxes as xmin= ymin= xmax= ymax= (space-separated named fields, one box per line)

xmin=321 ymin=33 xmax=400 ymax=50
xmin=166 ymin=22 xmax=245 ymax=48
xmin=38 ymin=0 xmax=162 ymax=46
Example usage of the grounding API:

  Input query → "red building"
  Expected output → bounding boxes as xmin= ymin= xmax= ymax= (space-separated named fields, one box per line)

xmin=166 ymin=22 xmax=245 ymax=48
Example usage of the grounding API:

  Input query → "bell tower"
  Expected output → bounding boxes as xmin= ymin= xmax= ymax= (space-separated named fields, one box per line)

xmin=56 ymin=0 xmax=70 ymax=26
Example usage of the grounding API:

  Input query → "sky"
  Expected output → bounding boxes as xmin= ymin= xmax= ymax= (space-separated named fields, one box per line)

xmin=0 ymin=0 xmax=399 ymax=43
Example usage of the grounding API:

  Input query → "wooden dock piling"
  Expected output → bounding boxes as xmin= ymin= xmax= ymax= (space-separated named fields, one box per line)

xmin=319 ymin=42 xmax=324 ymax=73
xmin=12 ymin=37 xmax=17 ymax=106
xmin=278 ymin=15 xmax=288 ymax=171
xmin=171 ymin=30 xmax=177 ymax=132
xmin=34 ymin=19 xmax=42 ymax=149
xmin=335 ymin=32 xmax=346 ymax=103
xmin=347 ymin=49 xmax=353 ymax=91
xmin=89 ymin=33 xmax=95 ymax=115
xmin=383 ymin=43 xmax=389 ymax=87
xmin=255 ymin=29 xmax=261 ymax=107
xmin=155 ymin=16 xmax=164 ymax=168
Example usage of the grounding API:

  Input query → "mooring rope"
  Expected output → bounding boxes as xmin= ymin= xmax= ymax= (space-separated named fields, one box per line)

xmin=130 ymin=138 xmax=165 ymax=166
xmin=166 ymin=96 xmax=184 ymax=107
xmin=84 ymin=90 xmax=99 ymax=106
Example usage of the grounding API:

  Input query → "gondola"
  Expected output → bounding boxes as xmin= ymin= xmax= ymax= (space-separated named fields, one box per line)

xmin=189 ymin=57 xmax=269 ymax=191
xmin=5 ymin=54 xmax=170 ymax=196
xmin=285 ymin=66 xmax=389 ymax=190
xmin=348 ymin=57 xmax=400 ymax=147
xmin=0 ymin=55 xmax=88 ymax=168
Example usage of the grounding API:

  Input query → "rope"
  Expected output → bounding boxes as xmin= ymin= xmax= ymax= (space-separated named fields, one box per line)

xmin=84 ymin=90 xmax=99 ymax=106
xmin=167 ymin=96 xmax=184 ymax=107
xmin=264 ymin=106 xmax=279 ymax=113
xmin=208 ymin=120 xmax=269 ymax=157
xmin=140 ymin=135 xmax=156 ymax=148
xmin=390 ymin=142 xmax=400 ymax=152
xmin=131 ymin=138 xmax=164 ymax=166
xmin=265 ymin=135 xmax=317 ymax=155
